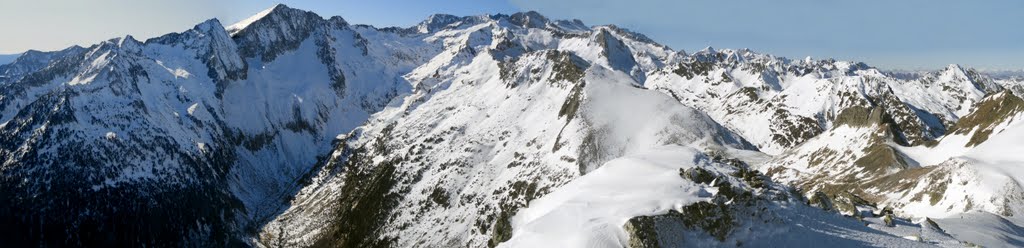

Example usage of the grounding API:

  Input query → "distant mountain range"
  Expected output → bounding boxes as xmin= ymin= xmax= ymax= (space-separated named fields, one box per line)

xmin=2 ymin=4 xmax=1023 ymax=247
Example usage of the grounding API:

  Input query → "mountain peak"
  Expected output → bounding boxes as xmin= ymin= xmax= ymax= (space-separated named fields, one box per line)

xmin=117 ymin=35 xmax=143 ymax=52
xmin=229 ymin=4 xmax=325 ymax=62
xmin=193 ymin=18 xmax=225 ymax=33
xmin=425 ymin=13 xmax=460 ymax=22
xmin=144 ymin=18 xmax=229 ymax=46
xmin=941 ymin=63 xmax=976 ymax=78
xmin=938 ymin=63 xmax=976 ymax=82
xmin=411 ymin=11 xmax=553 ymax=34
xmin=226 ymin=5 xmax=277 ymax=33
xmin=414 ymin=13 xmax=464 ymax=33
xmin=942 ymin=63 xmax=969 ymax=75
xmin=698 ymin=46 xmax=717 ymax=54
xmin=510 ymin=10 xmax=546 ymax=20
xmin=508 ymin=10 xmax=550 ymax=29
xmin=226 ymin=4 xmax=317 ymax=35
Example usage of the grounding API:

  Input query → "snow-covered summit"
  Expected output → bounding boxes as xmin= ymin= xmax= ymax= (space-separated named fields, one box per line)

xmin=226 ymin=4 xmax=285 ymax=35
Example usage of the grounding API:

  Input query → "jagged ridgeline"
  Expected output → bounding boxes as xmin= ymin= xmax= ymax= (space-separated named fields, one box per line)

xmin=1 ymin=3 xmax=1022 ymax=247
xmin=0 ymin=4 xmax=422 ymax=246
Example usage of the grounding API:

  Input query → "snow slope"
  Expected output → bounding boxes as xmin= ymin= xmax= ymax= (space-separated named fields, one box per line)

xmin=502 ymin=146 xmax=933 ymax=248
xmin=226 ymin=4 xmax=280 ymax=35
xmin=935 ymin=211 xmax=1024 ymax=247
xmin=501 ymin=146 xmax=716 ymax=248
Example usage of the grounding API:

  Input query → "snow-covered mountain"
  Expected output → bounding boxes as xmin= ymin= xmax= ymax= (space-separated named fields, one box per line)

xmin=647 ymin=51 xmax=1002 ymax=155
xmin=0 ymin=5 xmax=431 ymax=246
xmin=2 ymin=4 xmax=1023 ymax=247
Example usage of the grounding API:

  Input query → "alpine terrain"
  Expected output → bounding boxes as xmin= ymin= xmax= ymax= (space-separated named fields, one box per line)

xmin=2 ymin=4 xmax=1024 ymax=247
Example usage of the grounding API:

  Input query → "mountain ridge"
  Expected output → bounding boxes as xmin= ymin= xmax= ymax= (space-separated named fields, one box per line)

xmin=1 ymin=4 xmax=1023 ymax=247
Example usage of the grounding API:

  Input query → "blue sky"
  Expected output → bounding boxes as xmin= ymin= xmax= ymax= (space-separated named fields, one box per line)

xmin=1 ymin=0 xmax=1021 ymax=70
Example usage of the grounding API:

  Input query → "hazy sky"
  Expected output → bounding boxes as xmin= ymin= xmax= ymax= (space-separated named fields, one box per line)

xmin=1 ymin=0 xmax=1021 ymax=70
